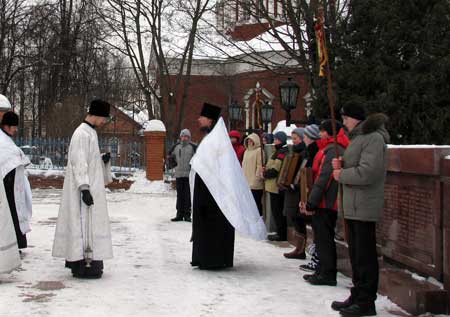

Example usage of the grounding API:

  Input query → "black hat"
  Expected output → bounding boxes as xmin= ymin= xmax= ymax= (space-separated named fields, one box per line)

xmin=1 ymin=111 xmax=19 ymax=126
xmin=88 ymin=99 xmax=111 ymax=117
xmin=340 ymin=99 xmax=366 ymax=121
xmin=200 ymin=103 xmax=221 ymax=121
xmin=319 ymin=119 xmax=342 ymax=136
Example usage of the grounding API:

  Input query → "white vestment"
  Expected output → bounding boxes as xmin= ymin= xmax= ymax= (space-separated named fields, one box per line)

xmin=189 ymin=118 xmax=267 ymax=240
xmin=52 ymin=123 xmax=113 ymax=262
xmin=0 ymin=129 xmax=32 ymax=234
xmin=0 ymin=179 xmax=20 ymax=273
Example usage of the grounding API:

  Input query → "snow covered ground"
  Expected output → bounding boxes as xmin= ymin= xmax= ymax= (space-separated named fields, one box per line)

xmin=0 ymin=186 xmax=405 ymax=317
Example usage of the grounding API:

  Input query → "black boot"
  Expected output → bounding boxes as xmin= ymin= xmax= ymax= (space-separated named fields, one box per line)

xmin=184 ymin=212 xmax=191 ymax=222
xmin=339 ymin=303 xmax=376 ymax=317
xmin=306 ymin=274 xmax=336 ymax=286
xmin=171 ymin=217 xmax=184 ymax=222
xmin=331 ymin=296 xmax=353 ymax=311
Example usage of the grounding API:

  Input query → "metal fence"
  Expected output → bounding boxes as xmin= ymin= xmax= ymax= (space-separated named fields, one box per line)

xmin=15 ymin=137 xmax=146 ymax=172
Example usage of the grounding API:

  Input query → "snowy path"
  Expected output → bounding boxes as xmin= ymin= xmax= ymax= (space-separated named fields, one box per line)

xmin=0 ymin=189 xmax=403 ymax=317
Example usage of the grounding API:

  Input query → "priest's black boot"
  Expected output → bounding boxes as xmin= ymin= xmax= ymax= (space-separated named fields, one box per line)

xmin=331 ymin=296 xmax=353 ymax=311
xmin=339 ymin=303 xmax=376 ymax=316
xmin=171 ymin=216 xmax=184 ymax=222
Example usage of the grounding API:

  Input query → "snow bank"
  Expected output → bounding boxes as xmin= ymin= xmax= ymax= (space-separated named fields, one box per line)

xmin=26 ymin=168 xmax=65 ymax=178
xmin=144 ymin=119 xmax=166 ymax=132
xmin=127 ymin=171 xmax=173 ymax=194
xmin=0 ymin=94 xmax=11 ymax=110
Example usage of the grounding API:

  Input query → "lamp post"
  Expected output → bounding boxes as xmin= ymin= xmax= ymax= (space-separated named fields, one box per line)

xmin=279 ymin=77 xmax=300 ymax=126
xmin=261 ymin=101 xmax=274 ymax=132
xmin=229 ymin=100 xmax=243 ymax=129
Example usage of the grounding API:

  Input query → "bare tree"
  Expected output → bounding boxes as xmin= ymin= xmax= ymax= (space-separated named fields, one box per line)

xmin=95 ymin=0 xmax=211 ymax=140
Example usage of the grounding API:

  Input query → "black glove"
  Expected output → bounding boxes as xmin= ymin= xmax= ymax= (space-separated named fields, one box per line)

xmin=81 ymin=190 xmax=94 ymax=206
xmin=102 ymin=152 xmax=111 ymax=164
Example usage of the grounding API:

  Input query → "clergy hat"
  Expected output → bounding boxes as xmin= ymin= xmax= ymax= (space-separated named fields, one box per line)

xmin=88 ymin=99 xmax=111 ymax=117
xmin=1 ymin=111 xmax=19 ymax=126
xmin=200 ymin=103 xmax=221 ymax=121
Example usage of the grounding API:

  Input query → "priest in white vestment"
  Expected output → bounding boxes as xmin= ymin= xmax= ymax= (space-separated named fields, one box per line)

xmin=52 ymin=99 xmax=113 ymax=279
xmin=190 ymin=103 xmax=266 ymax=270
xmin=0 ymin=110 xmax=32 ymax=252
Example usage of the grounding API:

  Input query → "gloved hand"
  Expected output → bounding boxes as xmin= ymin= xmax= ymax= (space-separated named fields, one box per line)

xmin=102 ymin=152 xmax=111 ymax=164
xmin=82 ymin=190 xmax=94 ymax=206
xmin=305 ymin=202 xmax=315 ymax=212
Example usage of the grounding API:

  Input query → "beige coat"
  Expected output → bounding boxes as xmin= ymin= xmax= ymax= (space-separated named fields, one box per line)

xmin=242 ymin=133 xmax=264 ymax=190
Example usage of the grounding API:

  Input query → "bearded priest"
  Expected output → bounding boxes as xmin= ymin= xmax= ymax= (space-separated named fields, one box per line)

xmin=190 ymin=103 xmax=267 ymax=270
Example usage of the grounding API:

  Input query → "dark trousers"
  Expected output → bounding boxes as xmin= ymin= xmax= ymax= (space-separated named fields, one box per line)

xmin=176 ymin=177 xmax=191 ymax=218
xmin=251 ymin=190 xmax=263 ymax=216
xmin=347 ymin=219 xmax=379 ymax=305
xmin=270 ymin=192 xmax=287 ymax=240
xmin=312 ymin=209 xmax=337 ymax=279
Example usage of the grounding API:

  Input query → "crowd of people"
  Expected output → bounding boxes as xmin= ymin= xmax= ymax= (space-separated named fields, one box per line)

xmin=0 ymin=95 xmax=389 ymax=317
xmin=168 ymin=101 xmax=389 ymax=316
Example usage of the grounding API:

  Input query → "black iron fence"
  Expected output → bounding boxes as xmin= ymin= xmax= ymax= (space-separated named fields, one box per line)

xmin=15 ymin=137 xmax=145 ymax=172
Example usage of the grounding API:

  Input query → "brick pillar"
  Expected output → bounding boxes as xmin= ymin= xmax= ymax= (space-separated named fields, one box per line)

xmin=144 ymin=120 xmax=166 ymax=181
xmin=442 ymin=157 xmax=450 ymax=302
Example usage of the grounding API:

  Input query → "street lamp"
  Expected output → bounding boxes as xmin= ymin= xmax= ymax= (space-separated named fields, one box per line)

xmin=279 ymin=77 xmax=300 ymax=125
xmin=229 ymin=100 xmax=243 ymax=129
xmin=261 ymin=101 xmax=274 ymax=132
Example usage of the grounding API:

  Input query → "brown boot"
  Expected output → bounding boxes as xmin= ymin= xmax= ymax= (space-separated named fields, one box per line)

xmin=283 ymin=233 xmax=306 ymax=259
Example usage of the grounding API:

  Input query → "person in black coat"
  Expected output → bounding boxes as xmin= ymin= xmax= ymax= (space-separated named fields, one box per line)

xmin=191 ymin=103 xmax=235 ymax=270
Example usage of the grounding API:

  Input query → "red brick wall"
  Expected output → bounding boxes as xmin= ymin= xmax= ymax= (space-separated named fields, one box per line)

xmin=28 ymin=175 xmax=134 ymax=191
xmin=164 ymin=70 xmax=308 ymax=143
xmin=378 ymin=147 xmax=450 ymax=280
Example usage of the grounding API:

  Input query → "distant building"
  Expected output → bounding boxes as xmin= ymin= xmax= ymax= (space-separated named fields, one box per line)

xmin=98 ymin=104 xmax=144 ymax=142
xmin=151 ymin=1 xmax=309 ymax=143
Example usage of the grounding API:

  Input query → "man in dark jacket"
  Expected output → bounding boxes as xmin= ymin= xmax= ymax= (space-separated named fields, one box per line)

xmin=301 ymin=120 xmax=349 ymax=286
xmin=331 ymin=102 xmax=390 ymax=317
xmin=170 ymin=129 xmax=196 ymax=222
xmin=191 ymin=103 xmax=235 ymax=270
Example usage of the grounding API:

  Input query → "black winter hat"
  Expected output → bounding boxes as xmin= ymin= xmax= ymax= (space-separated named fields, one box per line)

xmin=340 ymin=99 xmax=366 ymax=121
xmin=1 ymin=111 xmax=19 ymax=126
xmin=319 ymin=119 xmax=342 ymax=136
xmin=88 ymin=99 xmax=111 ymax=117
xmin=200 ymin=103 xmax=221 ymax=121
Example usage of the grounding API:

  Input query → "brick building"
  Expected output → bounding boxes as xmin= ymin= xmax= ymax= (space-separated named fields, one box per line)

xmin=98 ymin=104 xmax=144 ymax=142
xmin=154 ymin=1 xmax=309 ymax=143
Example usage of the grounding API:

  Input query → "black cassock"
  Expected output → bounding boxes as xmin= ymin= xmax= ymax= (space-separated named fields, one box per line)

xmin=191 ymin=174 xmax=235 ymax=269
xmin=3 ymin=169 xmax=27 ymax=249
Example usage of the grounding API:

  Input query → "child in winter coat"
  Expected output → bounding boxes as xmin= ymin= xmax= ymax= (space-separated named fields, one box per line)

xmin=263 ymin=131 xmax=289 ymax=241
xmin=300 ymin=120 xmax=349 ymax=286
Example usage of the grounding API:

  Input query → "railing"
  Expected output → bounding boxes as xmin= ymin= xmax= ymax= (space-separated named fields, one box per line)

xmin=15 ymin=137 xmax=145 ymax=172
